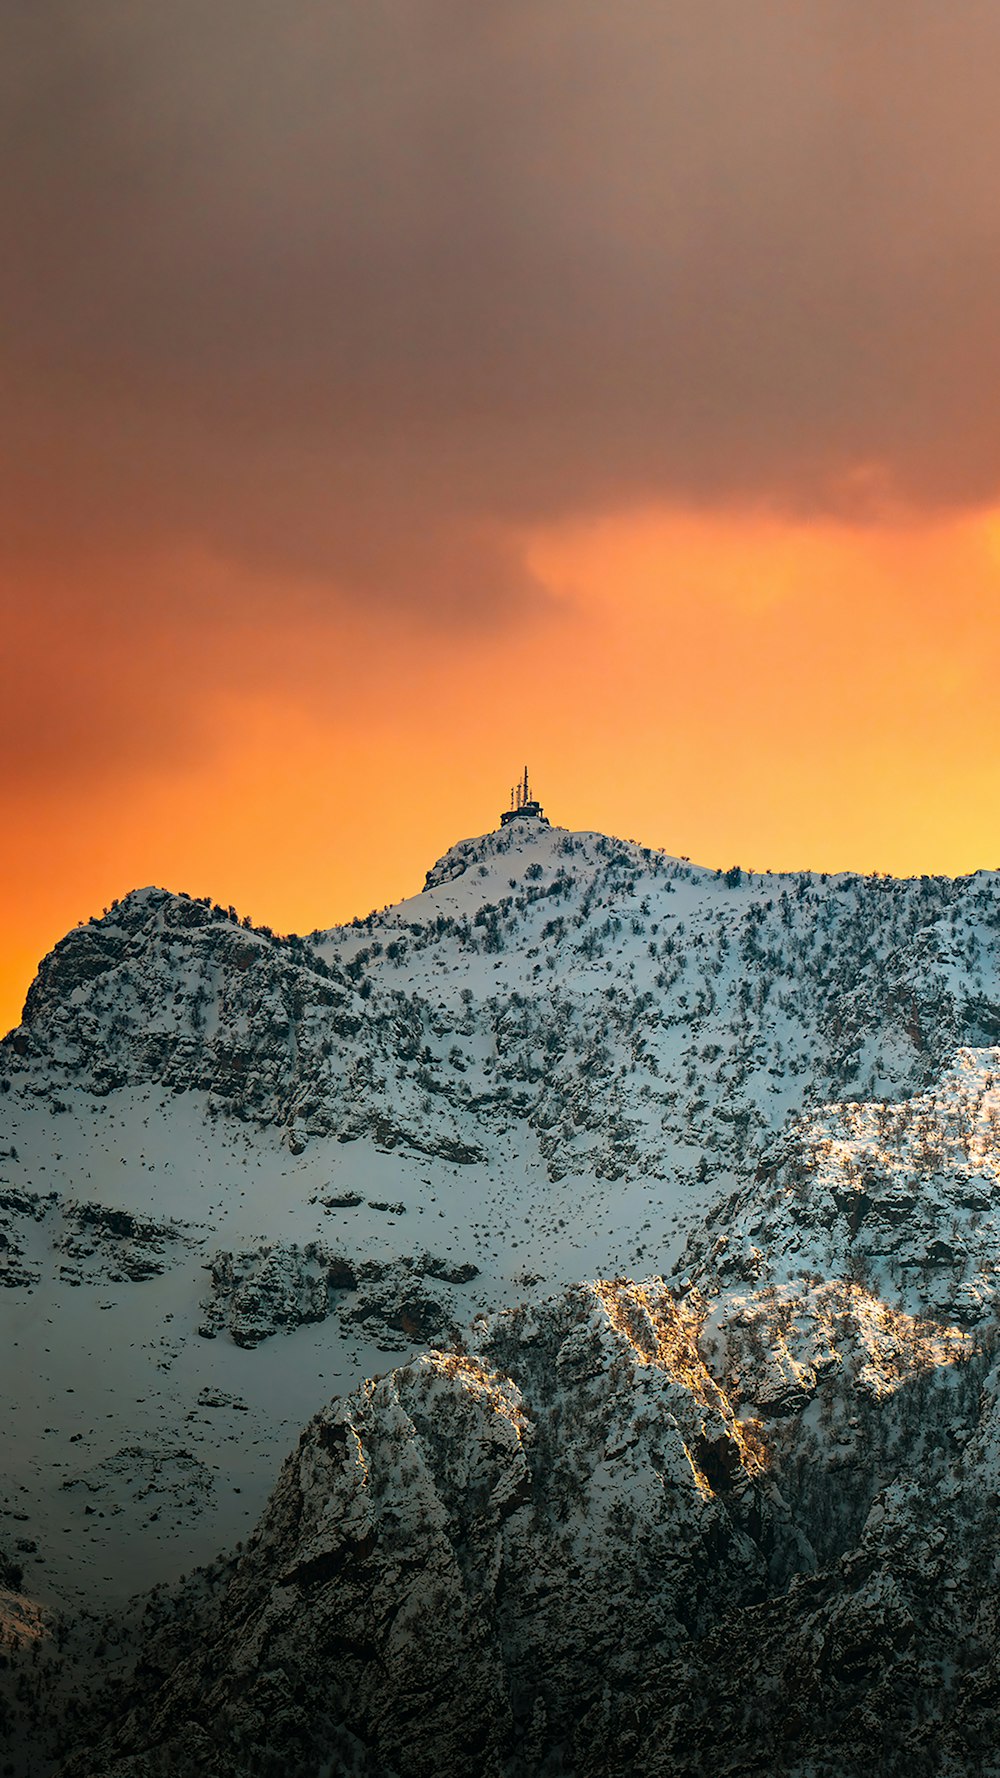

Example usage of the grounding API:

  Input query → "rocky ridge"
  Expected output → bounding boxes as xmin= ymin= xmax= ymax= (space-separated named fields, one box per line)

xmin=8 ymin=826 xmax=1000 ymax=1191
xmin=47 ymin=1300 xmax=1000 ymax=1775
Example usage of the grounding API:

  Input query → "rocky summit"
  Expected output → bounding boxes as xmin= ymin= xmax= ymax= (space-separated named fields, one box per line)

xmin=5 ymin=820 xmax=1000 ymax=1774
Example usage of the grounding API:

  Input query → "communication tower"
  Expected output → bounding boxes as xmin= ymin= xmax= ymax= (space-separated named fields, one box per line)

xmin=500 ymin=767 xmax=548 ymax=827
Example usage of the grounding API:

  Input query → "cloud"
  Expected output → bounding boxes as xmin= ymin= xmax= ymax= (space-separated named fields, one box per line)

xmin=5 ymin=2 xmax=1000 ymax=782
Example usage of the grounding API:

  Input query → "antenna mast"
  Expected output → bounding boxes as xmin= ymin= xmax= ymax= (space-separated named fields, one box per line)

xmin=499 ymin=765 xmax=548 ymax=828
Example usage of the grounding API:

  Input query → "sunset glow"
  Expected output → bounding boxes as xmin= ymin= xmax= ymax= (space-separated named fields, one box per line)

xmin=6 ymin=4 xmax=1000 ymax=1035
xmin=6 ymin=501 xmax=1000 ymax=1037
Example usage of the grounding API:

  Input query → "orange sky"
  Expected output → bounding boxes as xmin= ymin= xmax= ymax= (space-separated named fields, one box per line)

xmin=5 ymin=500 xmax=1000 ymax=1038
xmin=7 ymin=8 xmax=1000 ymax=1035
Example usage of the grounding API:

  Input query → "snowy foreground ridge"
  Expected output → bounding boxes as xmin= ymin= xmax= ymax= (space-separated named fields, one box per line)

xmin=5 ymin=821 xmax=1000 ymax=1772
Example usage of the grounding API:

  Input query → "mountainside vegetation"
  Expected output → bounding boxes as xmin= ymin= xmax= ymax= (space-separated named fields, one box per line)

xmin=5 ymin=822 xmax=1000 ymax=1775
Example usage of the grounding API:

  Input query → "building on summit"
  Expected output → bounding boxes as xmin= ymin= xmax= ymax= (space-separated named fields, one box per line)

xmin=500 ymin=767 xmax=548 ymax=827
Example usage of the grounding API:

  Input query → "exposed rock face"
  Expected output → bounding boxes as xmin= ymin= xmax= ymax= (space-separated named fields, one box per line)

xmin=198 ymin=1241 xmax=480 ymax=1349
xmin=56 ymin=1280 xmax=781 ymax=1777
xmin=0 ymin=1187 xmax=193 ymax=1289
xmin=55 ymin=1201 xmax=195 ymax=1285
xmin=5 ymin=889 xmax=363 ymax=1134
xmin=52 ymin=1252 xmax=1000 ymax=1778
xmin=0 ymin=1184 xmax=53 ymax=1287
xmin=198 ymin=1243 xmax=342 ymax=1346
xmin=683 ymin=1046 xmax=1000 ymax=1326
xmin=0 ymin=1564 xmax=50 ymax=1763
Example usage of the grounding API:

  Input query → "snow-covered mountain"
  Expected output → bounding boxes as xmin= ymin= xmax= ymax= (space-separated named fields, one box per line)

xmin=6 ymin=814 xmax=1000 ymax=1774
xmin=13 ymin=821 xmax=1000 ymax=1187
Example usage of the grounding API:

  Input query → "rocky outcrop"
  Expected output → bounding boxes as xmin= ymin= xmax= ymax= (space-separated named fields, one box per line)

xmin=198 ymin=1242 xmax=342 ymax=1346
xmin=198 ymin=1242 xmax=480 ymax=1349
xmin=55 ymin=1201 xmax=195 ymax=1285
xmin=0 ymin=1187 xmax=193 ymax=1289
xmin=681 ymin=1045 xmax=1000 ymax=1326
xmin=0 ymin=1185 xmax=55 ymax=1287
xmin=56 ymin=1279 xmax=783 ymax=1777
xmin=54 ymin=1291 xmax=1000 ymax=1778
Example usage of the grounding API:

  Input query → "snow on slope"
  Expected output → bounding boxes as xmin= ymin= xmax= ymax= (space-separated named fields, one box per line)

xmin=48 ymin=1244 xmax=1000 ymax=1778
xmin=315 ymin=820 xmax=1000 ymax=1185
xmin=5 ymin=818 xmax=1000 ymax=1615
xmin=686 ymin=1044 xmax=1000 ymax=1320
xmin=1 ymin=1086 xmax=676 ymax=1610
xmin=42 ymin=1049 xmax=1000 ymax=1775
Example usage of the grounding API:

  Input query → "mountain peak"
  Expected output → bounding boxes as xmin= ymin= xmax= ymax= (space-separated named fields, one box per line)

xmin=422 ymin=820 xmax=571 ymax=890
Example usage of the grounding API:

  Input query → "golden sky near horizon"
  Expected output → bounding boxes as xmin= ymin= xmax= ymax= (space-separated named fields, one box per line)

xmin=5 ymin=5 xmax=1000 ymax=1035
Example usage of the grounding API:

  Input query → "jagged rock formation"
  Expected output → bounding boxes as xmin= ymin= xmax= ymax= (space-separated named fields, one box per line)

xmin=683 ymin=1045 xmax=1000 ymax=1326
xmin=0 ymin=1184 xmax=55 ymax=1287
xmin=46 ymin=1308 xmax=996 ymax=1778
xmin=198 ymin=1243 xmax=479 ymax=1349
xmin=53 ymin=1278 xmax=778 ymax=1777
xmin=50 ymin=1233 xmax=1000 ymax=1777
xmin=55 ymin=1201 xmax=196 ymax=1286
xmin=1 ymin=1187 xmax=194 ymax=1290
